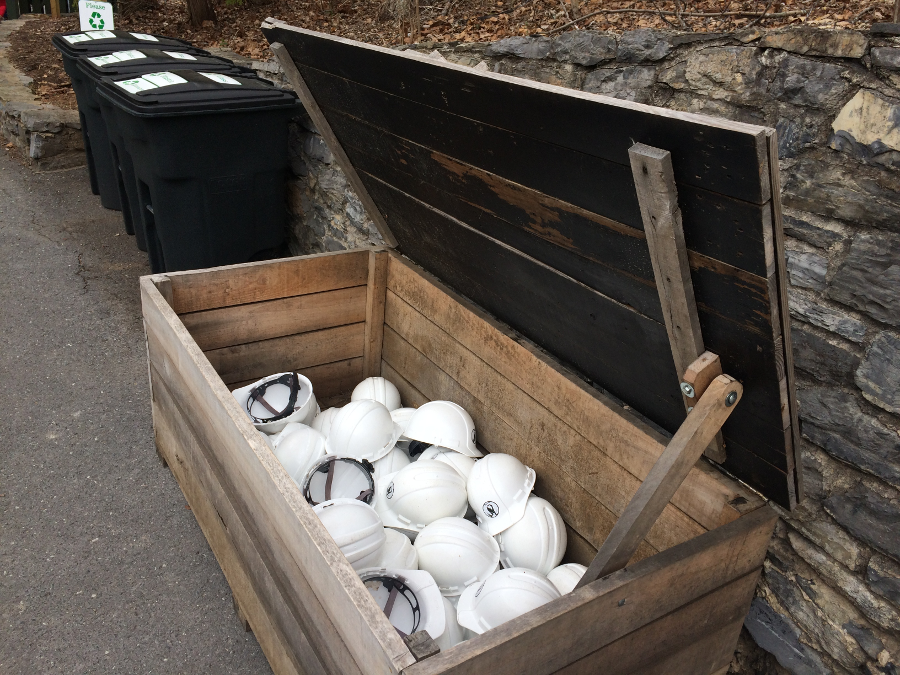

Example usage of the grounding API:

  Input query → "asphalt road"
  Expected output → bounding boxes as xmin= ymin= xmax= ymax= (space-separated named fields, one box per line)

xmin=0 ymin=150 xmax=271 ymax=674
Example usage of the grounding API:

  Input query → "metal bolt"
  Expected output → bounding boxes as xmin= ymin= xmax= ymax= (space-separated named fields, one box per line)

xmin=725 ymin=391 xmax=738 ymax=407
xmin=680 ymin=382 xmax=695 ymax=398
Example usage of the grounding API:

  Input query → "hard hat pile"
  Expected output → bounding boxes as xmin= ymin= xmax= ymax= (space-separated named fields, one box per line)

xmin=235 ymin=374 xmax=588 ymax=648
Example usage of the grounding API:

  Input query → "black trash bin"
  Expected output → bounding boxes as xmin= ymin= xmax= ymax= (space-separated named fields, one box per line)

xmin=78 ymin=50 xmax=254 ymax=251
xmin=97 ymin=69 xmax=300 ymax=273
xmin=51 ymin=30 xmax=206 ymax=210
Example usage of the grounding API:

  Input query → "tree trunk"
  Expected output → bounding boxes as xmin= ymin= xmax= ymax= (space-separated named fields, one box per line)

xmin=186 ymin=0 xmax=216 ymax=27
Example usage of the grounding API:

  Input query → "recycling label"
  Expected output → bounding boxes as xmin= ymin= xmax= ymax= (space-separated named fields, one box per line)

xmin=62 ymin=33 xmax=93 ymax=44
xmin=114 ymin=71 xmax=188 ymax=95
xmin=129 ymin=32 xmax=159 ymax=41
xmin=79 ymin=1 xmax=114 ymax=32
xmin=115 ymin=78 xmax=157 ymax=94
xmin=198 ymin=72 xmax=241 ymax=86
xmin=87 ymin=50 xmax=146 ymax=67
xmin=163 ymin=51 xmax=197 ymax=60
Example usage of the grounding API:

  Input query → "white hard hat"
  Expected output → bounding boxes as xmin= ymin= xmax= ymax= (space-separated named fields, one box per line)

xmin=467 ymin=453 xmax=536 ymax=536
xmin=232 ymin=372 xmax=318 ymax=434
xmin=391 ymin=407 xmax=417 ymax=435
xmin=373 ymin=461 xmax=468 ymax=534
xmin=418 ymin=446 xmax=477 ymax=480
xmin=414 ymin=517 xmax=500 ymax=596
xmin=313 ymin=499 xmax=386 ymax=571
xmin=311 ymin=407 xmax=340 ymax=438
xmin=325 ymin=400 xmax=402 ymax=462
xmin=351 ymin=377 xmax=402 ymax=412
xmin=272 ymin=422 xmax=305 ymax=448
xmin=302 ymin=457 xmax=375 ymax=506
xmin=358 ymin=568 xmax=445 ymax=640
xmin=456 ymin=567 xmax=560 ymax=634
xmin=546 ymin=563 xmax=587 ymax=595
xmin=372 ymin=446 xmax=411 ymax=480
xmin=375 ymin=528 xmax=419 ymax=570
xmin=404 ymin=401 xmax=482 ymax=458
xmin=495 ymin=496 xmax=566 ymax=575
xmin=273 ymin=425 xmax=327 ymax=486
xmin=435 ymin=595 xmax=465 ymax=651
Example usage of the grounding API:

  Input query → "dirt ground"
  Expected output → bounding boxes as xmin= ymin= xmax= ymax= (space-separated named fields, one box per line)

xmin=8 ymin=0 xmax=897 ymax=111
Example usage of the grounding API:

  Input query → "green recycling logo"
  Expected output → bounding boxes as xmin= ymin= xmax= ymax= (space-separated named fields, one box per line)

xmin=89 ymin=11 xmax=105 ymax=29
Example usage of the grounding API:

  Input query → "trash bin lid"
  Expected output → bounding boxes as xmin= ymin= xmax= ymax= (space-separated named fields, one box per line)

xmin=77 ymin=49 xmax=253 ymax=81
xmin=96 ymin=69 xmax=299 ymax=116
xmin=52 ymin=30 xmax=205 ymax=59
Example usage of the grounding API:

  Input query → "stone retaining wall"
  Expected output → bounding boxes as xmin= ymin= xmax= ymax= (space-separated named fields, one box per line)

xmin=266 ymin=27 xmax=900 ymax=674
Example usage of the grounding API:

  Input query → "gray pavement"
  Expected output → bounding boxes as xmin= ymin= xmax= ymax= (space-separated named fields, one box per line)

xmin=0 ymin=150 xmax=271 ymax=674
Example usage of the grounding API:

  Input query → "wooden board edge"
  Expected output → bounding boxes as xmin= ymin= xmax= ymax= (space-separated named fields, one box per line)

xmin=364 ymin=250 xmax=390 ymax=377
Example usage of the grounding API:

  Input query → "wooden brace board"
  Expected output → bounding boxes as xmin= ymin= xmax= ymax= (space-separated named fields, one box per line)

xmin=260 ymin=21 xmax=800 ymax=508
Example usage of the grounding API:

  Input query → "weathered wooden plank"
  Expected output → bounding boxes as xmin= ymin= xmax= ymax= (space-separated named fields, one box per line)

xmin=141 ymin=276 xmax=416 ymax=675
xmin=226 ymin=357 xmax=364 ymax=401
xmin=261 ymin=21 xmax=771 ymax=205
xmin=634 ymin=620 xmax=742 ymax=675
xmin=165 ymin=249 xmax=371 ymax=315
xmin=385 ymin=254 xmax=763 ymax=529
xmin=579 ymin=376 xmax=743 ymax=585
xmin=401 ymin=506 xmax=776 ymax=675
xmin=318 ymin=96 xmax=773 ymax=279
xmin=384 ymin=293 xmax=706 ymax=552
xmin=381 ymin=327 xmax=659 ymax=561
xmin=205 ymin=322 xmax=366 ymax=386
xmin=270 ymin=42 xmax=398 ymax=248
xmin=181 ymin=285 xmax=367 ymax=351
xmin=364 ymin=250 xmax=389 ymax=377
xmin=152 ymin=367 xmax=320 ymax=675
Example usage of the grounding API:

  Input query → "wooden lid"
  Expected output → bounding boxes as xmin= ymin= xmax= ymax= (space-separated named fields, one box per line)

xmin=262 ymin=21 xmax=800 ymax=509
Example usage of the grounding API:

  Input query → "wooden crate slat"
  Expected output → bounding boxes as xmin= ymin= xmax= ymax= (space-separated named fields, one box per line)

xmin=141 ymin=277 xmax=416 ymax=675
xmin=227 ymin=357 xmax=365 ymax=402
xmin=401 ymin=506 xmax=776 ymax=675
xmin=166 ymin=249 xmax=371 ymax=315
xmin=204 ymin=322 xmax=366 ymax=386
xmin=383 ymin=294 xmax=707 ymax=551
xmin=261 ymin=23 xmax=771 ymax=205
xmin=181 ymin=285 xmax=368 ymax=351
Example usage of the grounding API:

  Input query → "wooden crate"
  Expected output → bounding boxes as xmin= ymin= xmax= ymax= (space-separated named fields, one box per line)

xmin=142 ymin=247 xmax=776 ymax=675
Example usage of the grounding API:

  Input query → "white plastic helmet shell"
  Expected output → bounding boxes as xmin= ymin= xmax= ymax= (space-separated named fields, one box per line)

xmin=435 ymin=595 xmax=465 ymax=651
xmin=273 ymin=425 xmax=327 ymax=486
xmin=414 ymin=517 xmax=500 ymax=596
xmin=351 ymin=377 xmax=402 ymax=412
xmin=467 ymin=453 xmax=536 ymax=536
xmin=495 ymin=496 xmax=566 ymax=575
xmin=546 ymin=563 xmax=587 ymax=595
xmin=391 ymin=407 xmax=417 ymax=436
xmin=313 ymin=499 xmax=386 ymax=571
xmin=232 ymin=372 xmax=318 ymax=434
xmin=271 ymin=422 xmax=304 ymax=448
xmin=456 ymin=567 xmax=560 ymax=634
xmin=311 ymin=407 xmax=340 ymax=438
xmin=375 ymin=528 xmax=419 ymax=570
xmin=418 ymin=446 xmax=477 ymax=481
xmin=325 ymin=400 xmax=402 ymax=462
xmin=372 ymin=447 xmax=411 ymax=481
xmin=358 ymin=568 xmax=445 ymax=641
xmin=404 ymin=401 xmax=482 ymax=458
xmin=373 ymin=461 xmax=468 ymax=534
xmin=302 ymin=457 xmax=375 ymax=505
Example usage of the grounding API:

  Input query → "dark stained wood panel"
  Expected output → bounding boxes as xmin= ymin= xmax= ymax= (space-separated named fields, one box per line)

xmin=262 ymin=22 xmax=799 ymax=508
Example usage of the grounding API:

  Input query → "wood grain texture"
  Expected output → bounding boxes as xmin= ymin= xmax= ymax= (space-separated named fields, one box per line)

xmin=401 ymin=505 xmax=776 ymax=675
xmin=181 ymin=285 xmax=367 ymax=351
xmin=385 ymin=254 xmax=763 ymax=529
xmin=165 ymin=249 xmax=370 ymax=315
xmin=204 ymin=322 xmax=365 ymax=386
xmin=141 ymin=276 xmax=415 ymax=675
xmin=364 ymin=250 xmax=389 ymax=377
xmin=579 ymin=376 xmax=743 ymax=585
xmin=270 ymin=42 xmax=398 ymax=248
xmin=384 ymin=292 xmax=706 ymax=552
xmin=226 ymin=357 xmax=364 ymax=401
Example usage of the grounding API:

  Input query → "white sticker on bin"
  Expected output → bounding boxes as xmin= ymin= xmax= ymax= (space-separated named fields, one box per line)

xmin=198 ymin=72 xmax=241 ymax=85
xmin=141 ymin=71 xmax=189 ymax=87
xmin=62 ymin=33 xmax=93 ymax=44
xmin=129 ymin=32 xmax=159 ymax=41
xmin=85 ymin=30 xmax=116 ymax=39
xmin=115 ymin=77 xmax=158 ymax=94
xmin=163 ymin=51 xmax=197 ymax=60
xmin=87 ymin=50 xmax=147 ymax=66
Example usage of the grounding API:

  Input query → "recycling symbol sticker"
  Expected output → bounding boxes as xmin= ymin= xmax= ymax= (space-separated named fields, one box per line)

xmin=89 ymin=11 xmax=105 ymax=29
